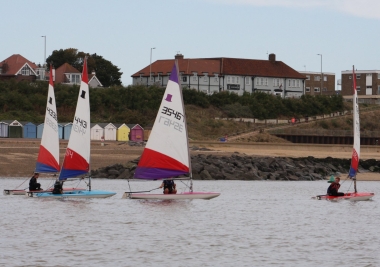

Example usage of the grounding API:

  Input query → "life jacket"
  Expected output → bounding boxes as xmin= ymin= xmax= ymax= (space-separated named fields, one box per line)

xmin=163 ymin=180 xmax=174 ymax=189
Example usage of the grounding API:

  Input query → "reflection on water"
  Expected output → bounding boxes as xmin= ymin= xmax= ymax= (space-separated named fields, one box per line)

xmin=1 ymin=178 xmax=379 ymax=267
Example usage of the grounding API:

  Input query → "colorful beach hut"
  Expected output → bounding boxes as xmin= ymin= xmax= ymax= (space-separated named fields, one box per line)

xmin=63 ymin=122 xmax=72 ymax=140
xmin=104 ymin=123 xmax=117 ymax=141
xmin=6 ymin=120 xmax=23 ymax=138
xmin=127 ymin=124 xmax=144 ymax=142
xmin=0 ymin=121 xmax=9 ymax=138
xmin=116 ymin=123 xmax=129 ymax=141
xmin=22 ymin=122 xmax=37 ymax=138
xmin=90 ymin=123 xmax=104 ymax=141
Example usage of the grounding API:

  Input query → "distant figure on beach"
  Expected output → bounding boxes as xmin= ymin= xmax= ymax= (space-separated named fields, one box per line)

xmin=327 ymin=175 xmax=344 ymax=196
xmin=159 ymin=179 xmax=177 ymax=194
xmin=29 ymin=173 xmax=42 ymax=191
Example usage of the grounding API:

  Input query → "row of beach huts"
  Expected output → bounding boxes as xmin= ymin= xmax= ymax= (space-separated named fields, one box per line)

xmin=0 ymin=120 xmax=150 ymax=141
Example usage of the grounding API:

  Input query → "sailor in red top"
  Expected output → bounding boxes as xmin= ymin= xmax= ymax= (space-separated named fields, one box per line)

xmin=327 ymin=177 xmax=345 ymax=196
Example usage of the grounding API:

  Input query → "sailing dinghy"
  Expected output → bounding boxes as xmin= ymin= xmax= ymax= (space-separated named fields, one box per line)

xmin=313 ymin=66 xmax=374 ymax=201
xmin=4 ymin=65 xmax=80 ymax=196
xmin=28 ymin=58 xmax=115 ymax=198
xmin=123 ymin=63 xmax=220 ymax=200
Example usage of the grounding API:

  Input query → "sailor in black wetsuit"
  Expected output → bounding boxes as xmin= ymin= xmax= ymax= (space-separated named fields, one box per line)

xmin=327 ymin=177 xmax=345 ymax=196
xmin=29 ymin=173 xmax=42 ymax=191
xmin=159 ymin=179 xmax=177 ymax=194
xmin=52 ymin=181 xmax=63 ymax=194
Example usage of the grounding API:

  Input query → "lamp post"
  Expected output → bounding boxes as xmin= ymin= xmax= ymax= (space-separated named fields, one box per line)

xmin=317 ymin=54 xmax=322 ymax=94
xmin=150 ymin=47 xmax=156 ymax=85
xmin=41 ymin=36 xmax=46 ymax=67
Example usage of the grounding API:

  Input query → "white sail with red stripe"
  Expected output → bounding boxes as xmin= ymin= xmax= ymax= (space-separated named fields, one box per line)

xmin=349 ymin=66 xmax=360 ymax=178
xmin=59 ymin=58 xmax=90 ymax=180
xmin=134 ymin=63 xmax=190 ymax=179
xmin=35 ymin=65 xmax=60 ymax=173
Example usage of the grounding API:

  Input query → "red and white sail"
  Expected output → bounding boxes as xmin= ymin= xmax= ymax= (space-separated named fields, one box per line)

xmin=349 ymin=66 xmax=360 ymax=178
xmin=59 ymin=58 xmax=90 ymax=180
xmin=35 ymin=65 xmax=60 ymax=173
xmin=134 ymin=63 xmax=190 ymax=179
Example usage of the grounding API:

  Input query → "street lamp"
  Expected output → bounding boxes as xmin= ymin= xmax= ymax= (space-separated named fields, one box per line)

xmin=317 ymin=54 xmax=323 ymax=94
xmin=41 ymin=36 xmax=46 ymax=67
xmin=150 ymin=47 xmax=156 ymax=85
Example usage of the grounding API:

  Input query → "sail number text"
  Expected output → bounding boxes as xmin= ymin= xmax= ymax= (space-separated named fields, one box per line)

xmin=161 ymin=106 xmax=184 ymax=122
xmin=73 ymin=116 xmax=87 ymax=135
xmin=47 ymin=107 xmax=57 ymax=121
xmin=159 ymin=116 xmax=183 ymax=132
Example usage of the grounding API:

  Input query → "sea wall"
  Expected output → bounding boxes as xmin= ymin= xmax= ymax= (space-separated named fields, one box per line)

xmin=91 ymin=153 xmax=380 ymax=181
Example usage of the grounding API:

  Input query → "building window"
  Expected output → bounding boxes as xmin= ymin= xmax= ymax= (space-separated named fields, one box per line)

xmin=264 ymin=78 xmax=268 ymax=86
xmin=349 ymin=76 xmax=352 ymax=79
xmin=356 ymin=86 xmax=360 ymax=91
xmin=323 ymin=76 xmax=327 ymax=81
xmin=288 ymin=80 xmax=291 ymax=87
xmin=306 ymin=87 xmax=310 ymax=92
xmin=356 ymin=74 xmax=361 ymax=79
xmin=193 ymin=74 xmax=197 ymax=81
xmin=203 ymin=75 xmax=207 ymax=82
xmin=157 ymin=73 xmax=161 ymax=81
xmin=214 ymin=76 xmax=218 ymax=82
xmin=315 ymin=76 xmax=320 ymax=81
xmin=306 ymin=75 xmax=310 ymax=80
xmin=245 ymin=77 xmax=250 ymax=85
xmin=71 ymin=74 xmax=80 ymax=84
xmin=237 ymin=77 xmax=240 ymax=84
xmin=378 ymin=86 xmax=380 ymax=94
xmin=182 ymin=76 xmax=187 ymax=82
xmin=323 ymin=87 xmax=327 ymax=91
xmin=231 ymin=77 xmax=235 ymax=83
xmin=21 ymin=66 xmax=30 ymax=76
xmin=314 ymin=87 xmax=320 ymax=92
xmin=378 ymin=74 xmax=380 ymax=79
xmin=297 ymin=80 xmax=300 ymax=87
xmin=292 ymin=80 xmax=295 ymax=87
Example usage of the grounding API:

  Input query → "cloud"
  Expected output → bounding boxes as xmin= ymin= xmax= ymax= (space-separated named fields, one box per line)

xmin=213 ymin=0 xmax=380 ymax=19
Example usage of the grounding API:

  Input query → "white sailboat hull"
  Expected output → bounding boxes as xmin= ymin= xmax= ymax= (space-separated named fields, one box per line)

xmin=27 ymin=190 xmax=116 ymax=198
xmin=313 ymin=192 xmax=374 ymax=201
xmin=4 ymin=188 xmax=84 ymax=196
xmin=123 ymin=191 xmax=220 ymax=200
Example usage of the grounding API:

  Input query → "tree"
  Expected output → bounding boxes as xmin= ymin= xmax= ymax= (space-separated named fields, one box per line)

xmin=46 ymin=49 xmax=123 ymax=87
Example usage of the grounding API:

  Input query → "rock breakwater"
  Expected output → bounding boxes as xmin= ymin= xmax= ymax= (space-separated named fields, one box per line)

xmin=91 ymin=153 xmax=380 ymax=181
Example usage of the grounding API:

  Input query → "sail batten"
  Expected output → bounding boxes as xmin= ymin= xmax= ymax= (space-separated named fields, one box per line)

xmin=35 ymin=65 xmax=60 ymax=173
xmin=59 ymin=58 xmax=90 ymax=181
xmin=134 ymin=63 xmax=189 ymax=180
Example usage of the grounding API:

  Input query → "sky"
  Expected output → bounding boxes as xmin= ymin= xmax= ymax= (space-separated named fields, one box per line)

xmin=1 ymin=0 xmax=379 ymax=88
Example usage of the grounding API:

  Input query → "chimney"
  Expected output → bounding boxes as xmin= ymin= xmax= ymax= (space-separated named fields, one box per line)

xmin=269 ymin=53 xmax=276 ymax=62
xmin=52 ymin=68 xmax=56 ymax=82
xmin=175 ymin=53 xmax=184 ymax=60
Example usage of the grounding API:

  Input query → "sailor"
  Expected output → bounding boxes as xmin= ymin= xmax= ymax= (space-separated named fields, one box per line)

xmin=159 ymin=179 xmax=177 ymax=194
xmin=327 ymin=175 xmax=345 ymax=196
xmin=29 ymin=172 xmax=42 ymax=191
xmin=52 ymin=181 xmax=63 ymax=194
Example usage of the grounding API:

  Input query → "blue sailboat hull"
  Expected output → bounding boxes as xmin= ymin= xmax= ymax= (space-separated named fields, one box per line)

xmin=27 ymin=190 xmax=116 ymax=198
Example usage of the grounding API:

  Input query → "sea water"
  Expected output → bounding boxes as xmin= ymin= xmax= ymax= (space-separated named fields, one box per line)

xmin=1 ymin=178 xmax=379 ymax=267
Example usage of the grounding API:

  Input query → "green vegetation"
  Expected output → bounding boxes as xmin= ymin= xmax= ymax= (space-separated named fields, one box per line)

xmin=0 ymin=80 xmax=350 ymax=140
xmin=46 ymin=48 xmax=123 ymax=87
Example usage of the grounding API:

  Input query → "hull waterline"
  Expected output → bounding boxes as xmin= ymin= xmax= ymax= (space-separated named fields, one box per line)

xmin=27 ymin=190 xmax=116 ymax=198
xmin=123 ymin=191 xmax=220 ymax=200
xmin=312 ymin=192 xmax=374 ymax=201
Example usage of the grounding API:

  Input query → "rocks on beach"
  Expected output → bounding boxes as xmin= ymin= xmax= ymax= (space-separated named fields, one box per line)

xmin=90 ymin=152 xmax=380 ymax=181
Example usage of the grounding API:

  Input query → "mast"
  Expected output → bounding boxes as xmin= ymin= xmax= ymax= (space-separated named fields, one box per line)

xmin=175 ymin=60 xmax=193 ymax=192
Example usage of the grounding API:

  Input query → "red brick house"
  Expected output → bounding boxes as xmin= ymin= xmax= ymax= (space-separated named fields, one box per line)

xmin=132 ymin=53 xmax=306 ymax=97
xmin=0 ymin=54 xmax=45 ymax=82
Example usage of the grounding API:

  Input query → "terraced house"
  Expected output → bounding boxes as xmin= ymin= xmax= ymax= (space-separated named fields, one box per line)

xmin=132 ymin=53 xmax=306 ymax=98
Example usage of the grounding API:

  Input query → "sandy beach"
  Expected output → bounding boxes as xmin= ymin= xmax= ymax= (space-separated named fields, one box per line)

xmin=1 ymin=139 xmax=380 ymax=180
